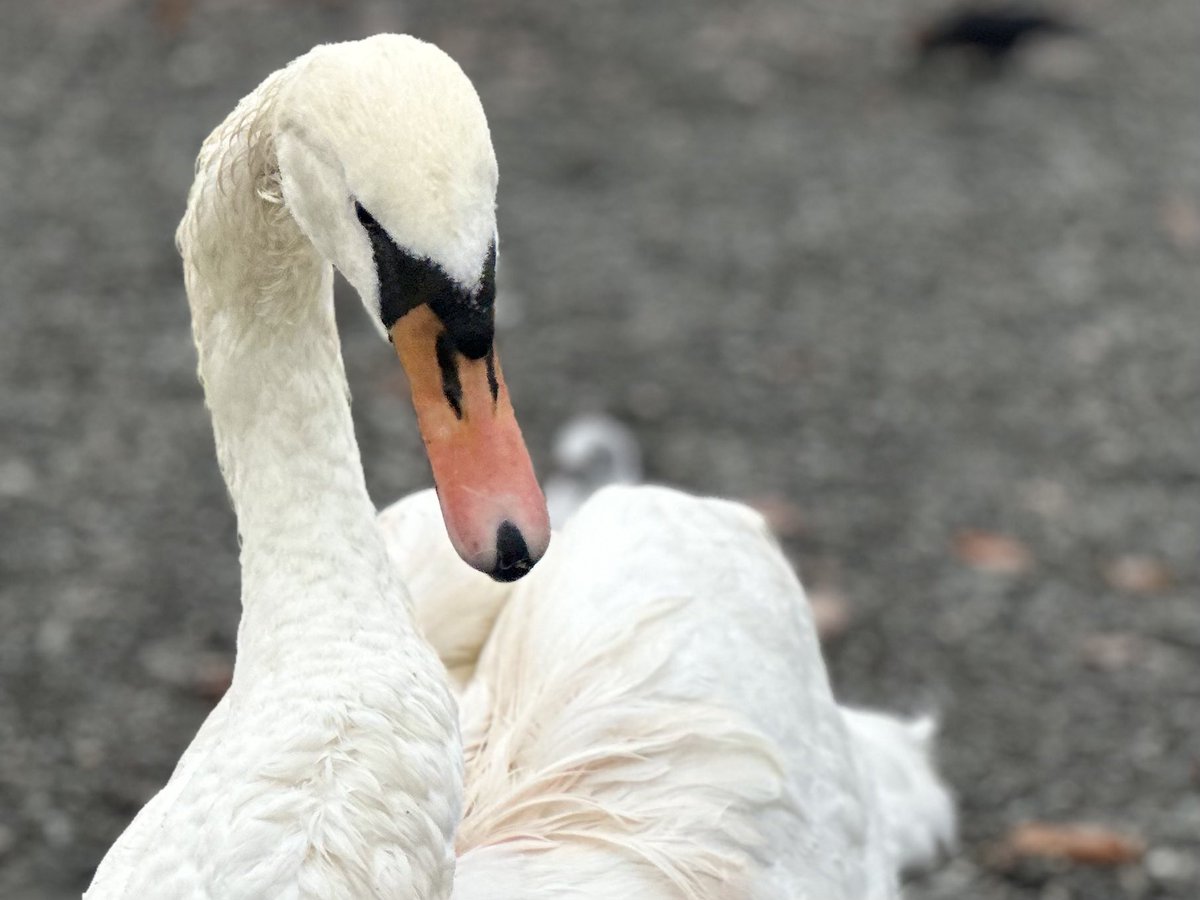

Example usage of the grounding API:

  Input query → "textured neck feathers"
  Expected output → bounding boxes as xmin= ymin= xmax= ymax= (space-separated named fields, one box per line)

xmin=175 ymin=65 xmax=462 ymax=899
xmin=81 ymin=44 xmax=469 ymax=900
xmin=176 ymin=73 xmax=441 ymax=681
xmin=180 ymin=72 xmax=380 ymax=590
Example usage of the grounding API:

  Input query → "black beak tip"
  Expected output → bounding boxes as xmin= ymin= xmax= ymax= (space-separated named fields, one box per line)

xmin=490 ymin=520 xmax=537 ymax=582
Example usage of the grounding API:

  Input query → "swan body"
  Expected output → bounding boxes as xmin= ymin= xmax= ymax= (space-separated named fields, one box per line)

xmin=381 ymin=485 xmax=954 ymax=899
xmin=87 ymin=33 xmax=952 ymax=899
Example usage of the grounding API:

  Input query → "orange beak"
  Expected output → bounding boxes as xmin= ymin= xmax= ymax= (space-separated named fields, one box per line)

xmin=390 ymin=305 xmax=550 ymax=581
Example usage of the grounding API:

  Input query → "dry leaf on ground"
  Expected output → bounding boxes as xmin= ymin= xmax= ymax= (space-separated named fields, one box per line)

xmin=953 ymin=529 xmax=1033 ymax=575
xmin=1161 ymin=194 xmax=1200 ymax=252
xmin=992 ymin=822 xmax=1145 ymax=868
xmin=747 ymin=495 xmax=806 ymax=540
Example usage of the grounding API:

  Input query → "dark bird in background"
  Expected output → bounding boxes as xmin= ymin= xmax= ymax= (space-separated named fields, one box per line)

xmin=915 ymin=5 xmax=1082 ymax=65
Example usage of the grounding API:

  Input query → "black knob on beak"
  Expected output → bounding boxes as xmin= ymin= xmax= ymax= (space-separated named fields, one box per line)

xmin=491 ymin=520 xmax=535 ymax=582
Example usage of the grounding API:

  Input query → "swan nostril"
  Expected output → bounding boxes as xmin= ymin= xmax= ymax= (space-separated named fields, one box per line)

xmin=490 ymin=520 xmax=535 ymax=582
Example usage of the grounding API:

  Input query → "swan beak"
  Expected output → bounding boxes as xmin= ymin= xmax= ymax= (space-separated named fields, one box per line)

xmin=390 ymin=305 xmax=550 ymax=581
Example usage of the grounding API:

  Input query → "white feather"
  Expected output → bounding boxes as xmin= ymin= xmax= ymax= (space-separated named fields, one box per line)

xmin=840 ymin=709 xmax=957 ymax=874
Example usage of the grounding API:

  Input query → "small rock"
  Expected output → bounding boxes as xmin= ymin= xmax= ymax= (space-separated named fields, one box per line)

xmin=41 ymin=811 xmax=74 ymax=849
xmin=1079 ymin=632 xmax=1143 ymax=672
xmin=35 ymin=619 xmax=72 ymax=659
xmin=1103 ymin=555 xmax=1173 ymax=595
xmin=0 ymin=458 xmax=37 ymax=498
xmin=1018 ymin=478 xmax=1069 ymax=519
xmin=73 ymin=736 xmax=106 ymax=771
xmin=1145 ymin=846 xmax=1197 ymax=885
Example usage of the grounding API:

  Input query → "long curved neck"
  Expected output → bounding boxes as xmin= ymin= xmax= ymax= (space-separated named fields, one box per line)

xmin=179 ymin=75 xmax=407 ymax=658
xmin=173 ymin=67 xmax=461 ymax=900
xmin=202 ymin=261 xmax=382 ymax=595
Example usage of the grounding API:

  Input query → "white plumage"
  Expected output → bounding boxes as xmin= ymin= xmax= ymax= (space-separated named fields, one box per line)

xmin=382 ymin=487 xmax=954 ymax=900
xmin=87 ymin=34 xmax=952 ymax=899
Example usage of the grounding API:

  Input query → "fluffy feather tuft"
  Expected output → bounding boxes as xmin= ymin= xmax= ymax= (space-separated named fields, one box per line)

xmin=457 ymin=594 xmax=783 ymax=900
xmin=840 ymin=708 xmax=956 ymax=873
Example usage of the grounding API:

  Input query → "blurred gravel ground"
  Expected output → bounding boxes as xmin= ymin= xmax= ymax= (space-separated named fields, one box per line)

xmin=1 ymin=1 xmax=1197 ymax=897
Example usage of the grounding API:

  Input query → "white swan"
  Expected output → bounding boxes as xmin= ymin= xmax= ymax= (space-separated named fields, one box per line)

xmin=87 ymin=34 xmax=953 ymax=899
xmin=86 ymin=34 xmax=548 ymax=899
xmin=543 ymin=412 xmax=643 ymax=528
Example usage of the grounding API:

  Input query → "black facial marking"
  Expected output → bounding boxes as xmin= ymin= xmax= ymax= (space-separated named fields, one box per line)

xmin=355 ymin=200 xmax=497 ymax=359
xmin=491 ymin=521 xmax=534 ymax=582
xmin=434 ymin=332 xmax=464 ymax=420
xmin=428 ymin=240 xmax=497 ymax=361
xmin=355 ymin=202 xmax=380 ymax=229
xmin=485 ymin=349 xmax=499 ymax=405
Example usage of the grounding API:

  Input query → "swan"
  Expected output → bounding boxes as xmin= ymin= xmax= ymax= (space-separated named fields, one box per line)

xmin=87 ymin=33 xmax=953 ymax=899
xmin=543 ymin=412 xmax=643 ymax=528
xmin=86 ymin=34 xmax=548 ymax=898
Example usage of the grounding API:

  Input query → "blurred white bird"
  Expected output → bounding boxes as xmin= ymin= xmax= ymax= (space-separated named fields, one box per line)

xmin=543 ymin=412 xmax=643 ymax=528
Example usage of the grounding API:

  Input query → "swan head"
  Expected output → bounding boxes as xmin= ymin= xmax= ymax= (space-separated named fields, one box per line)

xmin=274 ymin=34 xmax=549 ymax=581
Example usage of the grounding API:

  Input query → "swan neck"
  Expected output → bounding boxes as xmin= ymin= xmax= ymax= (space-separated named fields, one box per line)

xmin=170 ymin=58 xmax=460 ymax=900
xmin=203 ymin=265 xmax=373 ymax=551
xmin=177 ymin=70 xmax=385 ymax=590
